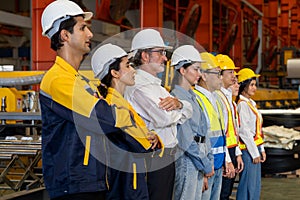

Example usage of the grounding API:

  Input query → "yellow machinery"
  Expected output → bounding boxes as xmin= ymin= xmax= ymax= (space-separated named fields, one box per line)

xmin=253 ymin=88 xmax=299 ymax=109
xmin=1 ymin=88 xmax=23 ymax=113
xmin=0 ymin=70 xmax=98 ymax=112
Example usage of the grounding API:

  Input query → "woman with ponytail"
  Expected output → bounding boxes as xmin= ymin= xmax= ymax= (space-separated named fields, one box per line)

xmin=91 ymin=43 xmax=162 ymax=200
xmin=235 ymin=68 xmax=266 ymax=200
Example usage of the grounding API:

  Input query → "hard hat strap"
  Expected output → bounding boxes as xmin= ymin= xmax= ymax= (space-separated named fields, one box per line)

xmin=174 ymin=60 xmax=193 ymax=69
xmin=46 ymin=15 xmax=71 ymax=38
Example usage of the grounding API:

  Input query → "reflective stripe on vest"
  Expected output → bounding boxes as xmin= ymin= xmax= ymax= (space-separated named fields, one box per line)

xmin=216 ymin=91 xmax=238 ymax=148
xmin=238 ymin=100 xmax=264 ymax=150
xmin=193 ymin=89 xmax=226 ymax=169
xmin=232 ymin=102 xmax=240 ymax=128
xmin=193 ymin=89 xmax=224 ymax=131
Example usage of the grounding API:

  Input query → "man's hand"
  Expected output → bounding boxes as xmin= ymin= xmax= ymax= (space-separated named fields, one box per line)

xmin=236 ymin=155 xmax=244 ymax=173
xmin=202 ymin=177 xmax=209 ymax=192
xmin=253 ymin=156 xmax=261 ymax=164
xmin=205 ymin=166 xmax=214 ymax=178
xmin=224 ymin=162 xmax=235 ymax=178
xmin=159 ymin=97 xmax=182 ymax=111
xmin=93 ymin=91 xmax=103 ymax=99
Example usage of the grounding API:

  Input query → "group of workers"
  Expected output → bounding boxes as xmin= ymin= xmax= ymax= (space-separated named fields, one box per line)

xmin=39 ymin=0 xmax=267 ymax=200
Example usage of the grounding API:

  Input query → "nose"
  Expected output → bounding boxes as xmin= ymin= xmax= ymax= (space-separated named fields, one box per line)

xmin=87 ymin=28 xmax=93 ymax=39
xmin=162 ymin=54 xmax=168 ymax=62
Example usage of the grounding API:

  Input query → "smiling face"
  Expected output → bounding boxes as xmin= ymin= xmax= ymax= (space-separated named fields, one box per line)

xmin=243 ymin=79 xmax=257 ymax=98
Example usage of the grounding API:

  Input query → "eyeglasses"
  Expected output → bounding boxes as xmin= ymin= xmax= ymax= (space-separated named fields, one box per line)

xmin=203 ymin=70 xmax=222 ymax=78
xmin=147 ymin=49 xmax=167 ymax=56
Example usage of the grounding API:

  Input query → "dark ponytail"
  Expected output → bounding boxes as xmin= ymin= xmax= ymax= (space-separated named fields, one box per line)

xmin=97 ymin=57 xmax=122 ymax=98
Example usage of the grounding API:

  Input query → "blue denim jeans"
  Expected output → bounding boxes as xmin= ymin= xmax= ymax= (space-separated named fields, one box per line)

xmin=236 ymin=149 xmax=261 ymax=200
xmin=202 ymin=168 xmax=223 ymax=200
xmin=174 ymin=154 xmax=204 ymax=200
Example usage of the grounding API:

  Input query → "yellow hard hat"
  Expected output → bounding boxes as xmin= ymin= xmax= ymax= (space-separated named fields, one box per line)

xmin=200 ymin=52 xmax=219 ymax=70
xmin=215 ymin=54 xmax=239 ymax=70
xmin=237 ymin=68 xmax=260 ymax=83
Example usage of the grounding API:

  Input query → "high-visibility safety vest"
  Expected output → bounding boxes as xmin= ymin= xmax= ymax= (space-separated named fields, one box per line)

xmin=215 ymin=91 xmax=239 ymax=148
xmin=238 ymin=99 xmax=264 ymax=150
xmin=232 ymin=102 xmax=240 ymax=128
xmin=193 ymin=89 xmax=225 ymax=170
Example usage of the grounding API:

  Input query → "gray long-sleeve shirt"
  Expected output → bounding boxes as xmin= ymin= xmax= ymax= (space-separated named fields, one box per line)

xmin=171 ymin=85 xmax=213 ymax=174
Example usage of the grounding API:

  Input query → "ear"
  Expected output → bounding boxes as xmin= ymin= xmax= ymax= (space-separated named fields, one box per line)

xmin=60 ymin=30 xmax=69 ymax=42
xmin=201 ymin=72 xmax=208 ymax=81
xmin=141 ymin=51 xmax=150 ymax=64
xmin=111 ymin=69 xmax=120 ymax=79
xmin=179 ymin=67 xmax=185 ymax=75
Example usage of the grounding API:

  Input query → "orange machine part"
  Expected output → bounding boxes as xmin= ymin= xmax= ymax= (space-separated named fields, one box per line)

xmin=195 ymin=0 xmax=213 ymax=51
xmin=179 ymin=2 xmax=201 ymax=38
xmin=31 ymin=0 xmax=55 ymax=71
xmin=140 ymin=0 xmax=163 ymax=27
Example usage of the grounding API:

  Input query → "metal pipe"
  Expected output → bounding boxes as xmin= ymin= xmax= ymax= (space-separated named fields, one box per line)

xmin=256 ymin=19 xmax=263 ymax=79
xmin=241 ymin=0 xmax=263 ymax=17
xmin=0 ymin=74 xmax=44 ymax=86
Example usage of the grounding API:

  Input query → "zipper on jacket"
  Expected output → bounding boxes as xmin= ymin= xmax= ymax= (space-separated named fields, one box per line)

xmin=83 ymin=136 xmax=91 ymax=165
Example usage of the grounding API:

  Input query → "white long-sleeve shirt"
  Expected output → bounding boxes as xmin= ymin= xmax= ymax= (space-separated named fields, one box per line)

xmin=237 ymin=95 xmax=265 ymax=159
xmin=219 ymin=87 xmax=242 ymax=158
xmin=124 ymin=69 xmax=193 ymax=148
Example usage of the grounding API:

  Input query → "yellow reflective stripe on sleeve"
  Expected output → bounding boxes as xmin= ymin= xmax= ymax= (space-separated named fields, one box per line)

xmin=133 ymin=162 xmax=137 ymax=190
xmin=83 ymin=136 xmax=91 ymax=165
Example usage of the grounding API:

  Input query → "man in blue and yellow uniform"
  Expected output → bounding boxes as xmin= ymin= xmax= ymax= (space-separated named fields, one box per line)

xmin=40 ymin=1 xmax=158 ymax=199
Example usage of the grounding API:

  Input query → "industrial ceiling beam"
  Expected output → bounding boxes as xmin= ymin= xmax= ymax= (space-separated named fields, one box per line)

xmin=0 ymin=10 xmax=31 ymax=29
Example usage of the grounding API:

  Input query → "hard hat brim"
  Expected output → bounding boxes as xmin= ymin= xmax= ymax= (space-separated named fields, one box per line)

xmin=132 ymin=44 xmax=173 ymax=51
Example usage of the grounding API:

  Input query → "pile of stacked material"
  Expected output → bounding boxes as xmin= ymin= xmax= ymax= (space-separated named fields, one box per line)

xmin=260 ymin=108 xmax=300 ymax=174
xmin=263 ymin=125 xmax=300 ymax=150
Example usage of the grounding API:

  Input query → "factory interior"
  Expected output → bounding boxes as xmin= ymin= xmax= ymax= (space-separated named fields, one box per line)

xmin=1 ymin=0 xmax=300 ymax=199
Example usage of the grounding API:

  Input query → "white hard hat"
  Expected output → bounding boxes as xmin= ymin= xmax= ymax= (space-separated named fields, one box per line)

xmin=41 ymin=0 xmax=93 ymax=38
xmin=91 ymin=43 xmax=128 ymax=80
xmin=130 ymin=29 xmax=172 ymax=52
xmin=171 ymin=45 xmax=203 ymax=69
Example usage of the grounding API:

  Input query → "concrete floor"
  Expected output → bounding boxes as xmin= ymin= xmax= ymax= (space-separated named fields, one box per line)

xmin=2 ymin=177 xmax=300 ymax=199
xmin=230 ymin=176 xmax=300 ymax=200
xmin=261 ymin=177 xmax=300 ymax=200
